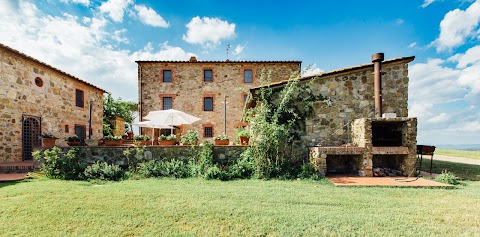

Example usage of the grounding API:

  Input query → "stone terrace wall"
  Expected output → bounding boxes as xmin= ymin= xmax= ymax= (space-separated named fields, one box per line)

xmin=44 ymin=146 xmax=247 ymax=166
xmin=0 ymin=46 xmax=105 ymax=162
xmin=304 ymin=61 xmax=410 ymax=147
xmin=139 ymin=61 xmax=300 ymax=142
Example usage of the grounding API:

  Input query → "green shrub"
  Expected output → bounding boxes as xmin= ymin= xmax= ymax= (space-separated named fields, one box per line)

xmin=84 ymin=162 xmax=125 ymax=181
xmin=229 ymin=150 xmax=254 ymax=179
xmin=33 ymin=147 xmax=85 ymax=180
xmin=137 ymin=160 xmax=191 ymax=178
xmin=435 ymin=170 xmax=459 ymax=185
xmin=204 ymin=166 xmax=230 ymax=181
xmin=298 ymin=163 xmax=318 ymax=179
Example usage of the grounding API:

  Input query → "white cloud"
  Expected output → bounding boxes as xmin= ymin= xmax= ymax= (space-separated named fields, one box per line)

xmin=408 ymin=42 xmax=417 ymax=48
xmin=426 ymin=113 xmax=449 ymax=123
xmin=60 ymin=0 xmax=90 ymax=6
xmin=0 ymin=0 xmax=194 ymax=101
xmin=133 ymin=4 xmax=169 ymax=28
xmin=232 ymin=44 xmax=244 ymax=55
xmin=433 ymin=0 xmax=480 ymax=52
xmin=448 ymin=45 xmax=480 ymax=68
xmin=395 ymin=18 xmax=404 ymax=25
xmin=131 ymin=42 xmax=196 ymax=61
xmin=182 ymin=16 xmax=236 ymax=48
xmin=99 ymin=0 xmax=133 ymax=23
xmin=302 ymin=64 xmax=325 ymax=77
xmin=421 ymin=0 xmax=436 ymax=8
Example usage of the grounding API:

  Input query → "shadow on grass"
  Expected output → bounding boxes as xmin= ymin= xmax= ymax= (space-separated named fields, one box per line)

xmin=419 ymin=159 xmax=480 ymax=181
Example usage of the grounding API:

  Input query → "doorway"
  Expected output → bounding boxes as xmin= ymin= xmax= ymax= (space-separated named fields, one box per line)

xmin=22 ymin=115 xmax=42 ymax=160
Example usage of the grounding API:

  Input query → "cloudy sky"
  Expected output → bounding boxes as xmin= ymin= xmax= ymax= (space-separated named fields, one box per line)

xmin=0 ymin=0 xmax=479 ymax=145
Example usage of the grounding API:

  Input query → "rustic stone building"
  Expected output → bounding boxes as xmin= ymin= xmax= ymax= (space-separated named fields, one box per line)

xmin=0 ymin=43 xmax=106 ymax=162
xmin=136 ymin=57 xmax=301 ymax=143
xmin=251 ymin=54 xmax=417 ymax=177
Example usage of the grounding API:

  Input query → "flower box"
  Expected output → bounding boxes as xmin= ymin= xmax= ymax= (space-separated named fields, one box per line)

xmin=104 ymin=140 xmax=123 ymax=146
xmin=67 ymin=142 xmax=80 ymax=147
xmin=158 ymin=140 xmax=175 ymax=146
xmin=214 ymin=139 xmax=229 ymax=146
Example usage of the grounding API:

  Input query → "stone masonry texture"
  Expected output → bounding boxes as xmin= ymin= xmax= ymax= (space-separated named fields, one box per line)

xmin=0 ymin=44 xmax=105 ymax=162
xmin=138 ymin=60 xmax=300 ymax=142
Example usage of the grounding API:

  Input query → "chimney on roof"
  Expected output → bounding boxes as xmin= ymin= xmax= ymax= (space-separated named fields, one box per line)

xmin=189 ymin=56 xmax=197 ymax=62
xmin=372 ymin=52 xmax=384 ymax=118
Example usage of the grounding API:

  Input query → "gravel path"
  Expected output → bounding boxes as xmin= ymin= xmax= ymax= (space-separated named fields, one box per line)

xmin=431 ymin=154 xmax=480 ymax=166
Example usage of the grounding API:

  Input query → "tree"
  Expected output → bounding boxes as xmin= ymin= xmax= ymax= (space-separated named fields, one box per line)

xmin=103 ymin=93 xmax=138 ymax=136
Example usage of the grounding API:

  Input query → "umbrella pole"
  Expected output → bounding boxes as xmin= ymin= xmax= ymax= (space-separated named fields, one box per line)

xmin=151 ymin=128 xmax=154 ymax=146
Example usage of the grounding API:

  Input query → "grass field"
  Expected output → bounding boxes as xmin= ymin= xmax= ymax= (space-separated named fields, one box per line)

xmin=418 ymin=159 xmax=480 ymax=181
xmin=1 ymin=178 xmax=479 ymax=236
xmin=435 ymin=148 xmax=480 ymax=160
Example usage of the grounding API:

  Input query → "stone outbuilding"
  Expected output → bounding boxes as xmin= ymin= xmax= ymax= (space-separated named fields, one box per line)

xmin=136 ymin=57 xmax=301 ymax=143
xmin=250 ymin=54 xmax=417 ymax=177
xmin=0 ymin=43 xmax=106 ymax=162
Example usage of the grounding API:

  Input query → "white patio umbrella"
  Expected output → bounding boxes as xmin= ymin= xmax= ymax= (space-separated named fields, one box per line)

xmin=143 ymin=109 xmax=201 ymax=133
xmin=132 ymin=121 xmax=173 ymax=145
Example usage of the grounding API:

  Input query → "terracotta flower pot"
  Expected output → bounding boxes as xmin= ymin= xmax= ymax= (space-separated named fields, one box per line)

xmin=127 ymin=131 xmax=134 ymax=140
xmin=67 ymin=141 xmax=80 ymax=147
xmin=239 ymin=136 xmax=249 ymax=145
xmin=42 ymin=138 xmax=57 ymax=148
xmin=158 ymin=140 xmax=175 ymax=146
xmin=104 ymin=140 xmax=123 ymax=146
xmin=214 ymin=139 xmax=229 ymax=146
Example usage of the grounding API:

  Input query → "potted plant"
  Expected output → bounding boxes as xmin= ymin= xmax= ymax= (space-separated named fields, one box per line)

xmin=214 ymin=134 xmax=230 ymax=145
xmin=236 ymin=127 xmax=250 ymax=145
xmin=134 ymin=135 xmax=150 ymax=146
xmin=158 ymin=134 xmax=176 ymax=146
xmin=103 ymin=134 xmax=123 ymax=146
xmin=181 ymin=129 xmax=199 ymax=146
xmin=126 ymin=131 xmax=134 ymax=140
xmin=65 ymin=135 xmax=81 ymax=146
xmin=42 ymin=133 xmax=58 ymax=148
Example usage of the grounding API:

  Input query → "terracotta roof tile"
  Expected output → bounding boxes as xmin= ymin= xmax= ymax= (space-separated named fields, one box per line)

xmin=250 ymin=56 xmax=415 ymax=91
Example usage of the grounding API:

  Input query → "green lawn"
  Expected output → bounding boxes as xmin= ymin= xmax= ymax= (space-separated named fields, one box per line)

xmin=1 ymin=178 xmax=479 ymax=236
xmin=435 ymin=148 xmax=480 ymax=160
xmin=418 ymin=159 xmax=480 ymax=181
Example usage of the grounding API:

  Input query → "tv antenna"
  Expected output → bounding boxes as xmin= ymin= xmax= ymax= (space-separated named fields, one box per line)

xmin=226 ymin=44 xmax=231 ymax=61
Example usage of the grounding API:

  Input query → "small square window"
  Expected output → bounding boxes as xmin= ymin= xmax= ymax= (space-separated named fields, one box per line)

xmin=204 ymin=97 xmax=213 ymax=111
xmin=75 ymin=89 xmax=84 ymax=108
xmin=163 ymin=70 xmax=172 ymax=82
xmin=244 ymin=69 xmax=253 ymax=83
xmin=163 ymin=97 xmax=172 ymax=110
xmin=204 ymin=127 xmax=213 ymax=138
xmin=204 ymin=69 xmax=213 ymax=82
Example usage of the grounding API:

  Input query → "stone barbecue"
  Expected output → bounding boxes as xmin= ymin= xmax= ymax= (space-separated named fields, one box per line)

xmin=309 ymin=117 xmax=417 ymax=177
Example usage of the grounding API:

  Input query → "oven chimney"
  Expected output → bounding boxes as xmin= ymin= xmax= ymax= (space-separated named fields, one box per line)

xmin=372 ymin=53 xmax=384 ymax=118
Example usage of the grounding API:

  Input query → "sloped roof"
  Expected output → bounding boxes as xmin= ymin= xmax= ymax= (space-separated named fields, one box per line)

xmin=250 ymin=56 xmax=415 ymax=92
xmin=136 ymin=60 xmax=301 ymax=64
xmin=0 ymin=43 xmax=107 ymax=93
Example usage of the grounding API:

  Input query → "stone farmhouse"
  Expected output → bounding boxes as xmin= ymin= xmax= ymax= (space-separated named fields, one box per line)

xmin=136 ymin=57 xmax=301 ymax=143
xmin=250 ymin=53 xmax=417 ymax=177
xmin=0 ymin=43 xmax=106 ymax=162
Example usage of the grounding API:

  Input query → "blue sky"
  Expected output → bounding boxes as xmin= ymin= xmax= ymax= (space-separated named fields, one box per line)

xmin=0 ymin=0 xmax=479 ymax=145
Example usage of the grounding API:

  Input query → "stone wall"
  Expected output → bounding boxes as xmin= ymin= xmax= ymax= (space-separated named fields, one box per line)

xmin=0 ymin=45 xmax=105 ymax=162
xmin=42 ymin=146 xmax=247 ymax=166
xmin=303 ymin=60 xmax=410 ymax=147
xmin=138 ymin=61 xmax=300 ymax=142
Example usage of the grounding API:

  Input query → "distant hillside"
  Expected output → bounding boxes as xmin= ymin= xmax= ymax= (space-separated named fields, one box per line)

xmin=435 ymin=144 xmax=480 ymax=151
